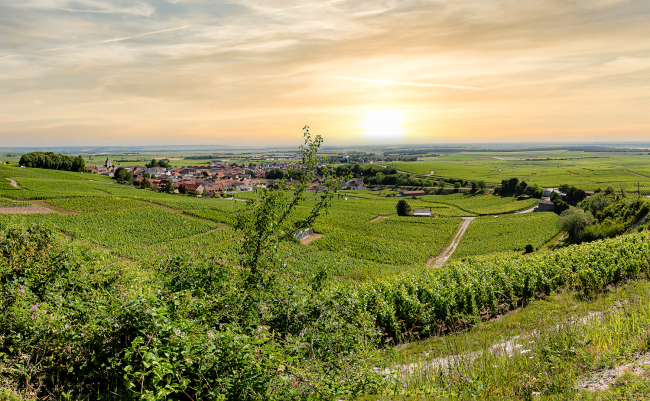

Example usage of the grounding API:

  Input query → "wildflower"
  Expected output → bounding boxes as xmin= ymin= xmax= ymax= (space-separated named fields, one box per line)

xmin=532 ymin=391 xmax=541 ymax=396
xmin=521 ymin=349 xmax=531 ymax=354
xmin=174 ymin=328 xmax=181 ymax=336
xmin=30 ymin=304 xmax=38 ymax=312
xmin=42 ymin=310 xmax=47 ymax=314
xmin=208 ymin=332 xmax=215 ymax=339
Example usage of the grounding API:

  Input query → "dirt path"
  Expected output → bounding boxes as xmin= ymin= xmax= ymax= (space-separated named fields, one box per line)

xmin=0 ymin=206 xmax=54 ymax=214
xmin=370 ymin=214 xmax=395 ymax=222
xmin=429 ymin=170 xmax=435 ymax=176
xmin=628 ymin=170 xmax=650 ymax=178
xmin=300 ymin=233 xmax=323 ymax=245
xmin=5 ymin=178 xmax=21 ymax=188
xmin=427 ymin=217 xmax=475 ymax=267
xmin=517 ymin=207 xmax=536 ymax=214
xmin=379 ymin=306 xmax=622 ymax=382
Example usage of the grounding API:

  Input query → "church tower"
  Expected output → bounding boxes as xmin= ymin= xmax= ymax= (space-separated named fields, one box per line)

xmin=105 ymin=157 xmax=112 ymax=168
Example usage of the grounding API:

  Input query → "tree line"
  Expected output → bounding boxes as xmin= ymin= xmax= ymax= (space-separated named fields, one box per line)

xmin=19 ymin=152 xmax=85 ymax=172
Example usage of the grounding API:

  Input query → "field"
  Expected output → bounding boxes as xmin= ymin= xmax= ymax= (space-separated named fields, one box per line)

xmin=452 ymin=213 xmax=561 ymax=259
xmin=393 ymin=151 xmax=650 ymax=193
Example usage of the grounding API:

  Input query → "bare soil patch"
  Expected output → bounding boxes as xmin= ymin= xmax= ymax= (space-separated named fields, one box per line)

xmin=0 ymin=206 xmax=54 ymax=214
xmin=300 ymin=233 xmax=323 ymax=245
xmin=428 ymin=217 xmax=475 ymax=267
xmin=371 ymin=214 xmax=394 ymax=223
xmin=5 ymin=178 xmax=20 ymax=188
xmin=577 ymin=352 xmax=650 ymax=392
xmin=429 ymin=170 xmax=436 ymax=175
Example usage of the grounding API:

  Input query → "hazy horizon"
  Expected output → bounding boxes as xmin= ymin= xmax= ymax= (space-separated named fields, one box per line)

xmin=2 ymin=0 xmax=650 ymax=146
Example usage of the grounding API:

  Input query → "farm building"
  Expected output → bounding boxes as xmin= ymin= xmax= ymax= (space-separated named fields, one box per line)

xmin=413 ymin=208 xmax=431 ymax=217
xmin=400 ymin=190 xmax=425 ymax=197
xmin=538 ymin=199 xmax=555 ymax=212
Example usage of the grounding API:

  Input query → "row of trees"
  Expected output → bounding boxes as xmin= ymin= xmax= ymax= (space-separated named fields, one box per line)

xmin=19 ymin=152 xmax=85 ymax=172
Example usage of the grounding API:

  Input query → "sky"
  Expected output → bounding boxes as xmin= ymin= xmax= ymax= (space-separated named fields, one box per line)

xmin=2 ymin=0 xmax=650 ymax=147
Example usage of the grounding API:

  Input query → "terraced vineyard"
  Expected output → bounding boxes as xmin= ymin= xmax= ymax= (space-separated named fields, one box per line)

xmin=451 ymin=212 xmax=560 ymax=259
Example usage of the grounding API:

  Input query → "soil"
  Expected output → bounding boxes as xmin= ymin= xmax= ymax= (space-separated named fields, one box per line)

xmin=370 ymin=214 xmax=394 ymax=223
xmin=576 ymin=352 xmax=650 ymax=392
xmin=0 ymin=206 xmax=54 ymax=214
xmin=5 ymin=178 xmax=20 ymax=188
xmin=300 ymin=233 xmax=323 ymax=245
xmin=428 ymin=217 xmax=475 ymax=267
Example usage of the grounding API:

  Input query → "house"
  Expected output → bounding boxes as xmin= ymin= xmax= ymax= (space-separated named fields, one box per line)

xmin=345 ymin=178 xmax=365 ymax=190
xmin=538 ymin=199 xmax=555 ymax=212
xmin=399 ymin=190 xmax=425 ymax=197
xmin=413 ymin=208 xmax=431 ymax=217
xmin=203 ymin=184 xmax=223 ymax=195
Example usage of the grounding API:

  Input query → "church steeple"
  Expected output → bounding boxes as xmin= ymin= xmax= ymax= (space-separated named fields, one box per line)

xmin=105 ymin=157 xmax=112 ymax=168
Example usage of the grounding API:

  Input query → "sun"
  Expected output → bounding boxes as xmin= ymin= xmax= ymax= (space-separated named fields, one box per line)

xmin=360 ymin=110 xmax=405 ymax=141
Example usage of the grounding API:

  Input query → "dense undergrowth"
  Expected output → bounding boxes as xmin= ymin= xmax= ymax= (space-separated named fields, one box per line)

xmin=2 ymin=223 xmax=650 ymax=399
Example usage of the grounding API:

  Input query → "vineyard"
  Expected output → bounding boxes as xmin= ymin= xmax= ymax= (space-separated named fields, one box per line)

xmin=46 ymin=196 xmax=148 ymax=214
xmin=327 ymin=230 xmax=650 ymax=341
xmin=420 ymin=193 xmax=538 ymax=215
xmin=451 ymin=213 xmax=561 ymax=259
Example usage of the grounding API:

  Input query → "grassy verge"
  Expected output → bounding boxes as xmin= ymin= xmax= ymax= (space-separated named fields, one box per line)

xmin=365 ymin=279 xmax=650 ymax=399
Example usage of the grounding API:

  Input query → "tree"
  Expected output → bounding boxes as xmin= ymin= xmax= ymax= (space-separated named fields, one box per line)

xmin=524 ymin=244 xmax=534 ymax=254
xmin=396 ymin=199 xmax=411 ymax=216
xmin=235 ymin=126 xmax=346 ymax=306
xmin=478 ymin=180 xmax=487 ymax=192
xmin=178 ymin=184 xmax=187 ymax=194
xmin=558 ymin=208 xmax=594 ymax=242
xmin=113 ymin=167 xmax=133 ymax=183
xmin=165 ymin=181 xmax=174 ymax=194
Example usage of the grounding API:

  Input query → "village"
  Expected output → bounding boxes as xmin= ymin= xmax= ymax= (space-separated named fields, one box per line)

xmin=85 ymin=157 xmax=368 ymax=196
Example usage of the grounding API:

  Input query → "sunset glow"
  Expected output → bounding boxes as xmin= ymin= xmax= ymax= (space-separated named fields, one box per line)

xmin=1 ymin=0 xmax=650 ymax=146
xmin=360 ymin=110 xmax=405 ymax=142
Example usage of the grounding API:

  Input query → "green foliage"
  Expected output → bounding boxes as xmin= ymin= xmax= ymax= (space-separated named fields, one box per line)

xmin=395 ymin=199 xmax=411 ymax=216
xmin=420 ymin=193 xmax=537 ymax=215
xmin=46 ymin=196 xmax=147 ymax=214
xmin=113 ymin=166 xmax=133 ymax=182
xmin=558 ymin=208 xmax=595 ymax=242
xmin=19 ymin=152 xmax=85 ymax=172
xmin=328 ymin=230 xmax=650 ymax=342
xmin=453 ymin=213 xmax=560 ymax=259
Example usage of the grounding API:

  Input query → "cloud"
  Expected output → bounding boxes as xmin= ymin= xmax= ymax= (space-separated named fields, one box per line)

xmin=331 ymin=76 xmax=485 ymax=91
xmin=100 ymin=25 xmax=191 ymax=43
xmin=40 ymin=25 xmax=191 ymax=52
xmin=69 ymin=21 xmax=89 ymax=26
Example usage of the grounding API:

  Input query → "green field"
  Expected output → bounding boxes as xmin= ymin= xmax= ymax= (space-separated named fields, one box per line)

xmin=452 ymin=213 xmax=561 ymax=259
xmin=393 ymin=152 xmax=650 ymax=193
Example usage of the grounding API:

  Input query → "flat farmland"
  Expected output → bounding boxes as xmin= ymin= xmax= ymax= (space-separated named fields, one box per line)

xmin=393 ymin=152 xmax=650 ymax=192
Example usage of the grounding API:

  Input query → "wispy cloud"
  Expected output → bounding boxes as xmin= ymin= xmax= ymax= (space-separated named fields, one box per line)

xmin=331 ymin=76 xmax=485 ymax=91
xmin=100 ymin=25 xmax=191 ymax=43
xmin=41 ymin=25 xmax=191 ymax=52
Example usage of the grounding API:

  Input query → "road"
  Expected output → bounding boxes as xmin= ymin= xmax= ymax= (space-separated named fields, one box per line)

xmin=428 ymin=217 xmax=475 ymax=267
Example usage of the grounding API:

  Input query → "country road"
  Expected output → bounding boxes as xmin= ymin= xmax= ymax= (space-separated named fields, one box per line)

xmin=428 ymin=217 xmax=475 ymax=267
